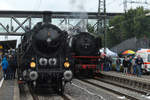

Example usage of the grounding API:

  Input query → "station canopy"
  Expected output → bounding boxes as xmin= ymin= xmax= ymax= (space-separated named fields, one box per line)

xmin=0 ymin=39 xmax=17 ymax=50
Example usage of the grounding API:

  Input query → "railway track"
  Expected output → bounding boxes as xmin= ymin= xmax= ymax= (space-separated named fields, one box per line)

xmin=20 ymin=84 xmax=74 ymax=100
xmin=94 ymin=76 xmax=150 ymax=95
xmin=30 ymin=87 xmax=73 ymax=100
xmin=77 ymin=78 xmax=150 ymax=100
xmin=31 ymin=93 xmax=72 ymax=100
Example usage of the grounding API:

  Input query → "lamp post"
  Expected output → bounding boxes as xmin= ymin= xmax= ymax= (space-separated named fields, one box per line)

xmin=104 ymin=0 xmax=106 ymax=54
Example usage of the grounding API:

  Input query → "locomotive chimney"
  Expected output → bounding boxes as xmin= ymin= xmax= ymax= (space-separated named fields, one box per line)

xmin=43 ymin=11 xmax=52 ymax=23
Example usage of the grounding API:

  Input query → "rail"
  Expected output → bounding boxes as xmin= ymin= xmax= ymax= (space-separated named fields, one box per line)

xmin=79 ymin=79 xmax=140 ymax=100
xmin=99 ymin=72 xmax=150 ymax=91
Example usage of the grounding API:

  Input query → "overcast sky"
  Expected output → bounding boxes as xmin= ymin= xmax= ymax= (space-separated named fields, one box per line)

xmin=0 ymin=0 xmax=126 ymax=12
xmin=0 ymin=0 xmax=149 ymax=12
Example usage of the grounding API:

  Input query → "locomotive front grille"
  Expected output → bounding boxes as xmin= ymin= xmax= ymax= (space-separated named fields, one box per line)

xmin=37 ymin=69 xmax=64 ymax=79
xmin=38 ymin=66 xmax=61 ymax=70
xmin=37 ymin=69 xmax=64 ymax=73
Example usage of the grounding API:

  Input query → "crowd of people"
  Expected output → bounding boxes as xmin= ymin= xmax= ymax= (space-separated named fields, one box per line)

xmin=1 ymin=54 xmax=17 ymax=80
xmin=98 ymin=54 xmax=113 ymax=71
xmin=122 ymin=55 xmax=143 ymax=77
xmin=99 ymin=54 xmax=144 ymax=77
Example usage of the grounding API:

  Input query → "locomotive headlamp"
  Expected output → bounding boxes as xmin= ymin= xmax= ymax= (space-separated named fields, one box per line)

xmin=49 ymin=58 xmax=57 ymax=65
xmin=30 ymin=62 xmax=36 ymax=68
xmin=39 ymin=58 xmax=47 ymax=65
xmin=64 ymin=62 xmax=70 ymax=68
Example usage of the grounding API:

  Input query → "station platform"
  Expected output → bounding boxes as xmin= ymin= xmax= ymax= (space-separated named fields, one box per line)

xmin=0 ymin=79 xmax=20 ymax=100
xmin=100 ymin=71 xmax=150 ymax=84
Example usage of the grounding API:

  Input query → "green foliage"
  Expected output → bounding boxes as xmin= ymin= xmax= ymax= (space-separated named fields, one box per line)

xmin=87 ymin=23 xmax=95 ymax=33
xmin=107 ymin=7 xmax=150 ymax=47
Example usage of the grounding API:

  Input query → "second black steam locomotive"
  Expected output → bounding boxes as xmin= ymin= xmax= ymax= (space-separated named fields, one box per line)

xmin=70 ymin=32 xmax=102 ymax=76
xmin=17 ymin=22 xmax=73 ymax=94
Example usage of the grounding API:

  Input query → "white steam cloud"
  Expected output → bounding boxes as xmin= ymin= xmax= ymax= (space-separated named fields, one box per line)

xmin=69 ymin=0 xmax=88 ymax=32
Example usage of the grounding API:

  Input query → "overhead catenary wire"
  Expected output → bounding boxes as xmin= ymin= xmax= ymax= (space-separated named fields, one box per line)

xmin=33 ymin=0 xmax=42 ymax=11
xmin=123 ymin=0 xmax=150 ymax=12
xmin=37 ymin=0 xmax=42 ymax=11
xmin=106 ymin=0 xmax=117 ymax=6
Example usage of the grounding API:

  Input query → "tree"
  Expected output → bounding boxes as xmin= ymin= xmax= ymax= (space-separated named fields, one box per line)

xmin=107 ymin=7 xmax=150 ymax=48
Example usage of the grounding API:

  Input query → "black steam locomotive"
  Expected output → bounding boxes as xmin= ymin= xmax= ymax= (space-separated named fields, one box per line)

xmin=71 ymin=32 xmax=102 ymax=76
xmin=17 ymin=22 xmax=73 ymax=94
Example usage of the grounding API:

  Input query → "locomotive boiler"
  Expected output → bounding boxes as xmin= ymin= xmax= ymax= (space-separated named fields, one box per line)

xmin=17 ymin=22 xmax=73 ymax=94
xmin=71 ymin=32 xmax=102 ymax=76
xmin=72 ymin=32 xmax=101 ymax=56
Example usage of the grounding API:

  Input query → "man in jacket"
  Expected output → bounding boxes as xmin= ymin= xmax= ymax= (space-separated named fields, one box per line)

xmin=135 ymin=55 xmax=143 ymax=77
xmin=1 ymin=56 xmax=9 ymax=79
xmin=8 ymin=55 xmax=17 ymax=79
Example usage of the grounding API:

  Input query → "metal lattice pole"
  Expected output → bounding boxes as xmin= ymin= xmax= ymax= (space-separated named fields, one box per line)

xmin=123 ymin=0 xmax=127 ymax=12
xmin=103 ymin=0 xmax=106 ymax=53
xmin=97 ymin=0 xmax=104 ymax=35
xmin=97 ymin=0 xmax=106 ymax=53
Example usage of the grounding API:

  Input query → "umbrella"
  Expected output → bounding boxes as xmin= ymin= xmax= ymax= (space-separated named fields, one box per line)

xmin=122 ymin=50 xmax=135 ymax=55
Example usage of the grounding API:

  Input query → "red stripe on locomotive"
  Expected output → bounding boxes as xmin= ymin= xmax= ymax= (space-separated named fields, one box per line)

xmin=72 ymin=56 xmax=101 ymax=58
xmin=81 ymin=64 xmax=97 ymax=69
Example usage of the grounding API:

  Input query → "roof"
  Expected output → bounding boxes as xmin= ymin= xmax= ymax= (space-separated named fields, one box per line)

xmin=136 ymin=49 xmax=150 ymax=53
xmin=0 ymin=40 xmax=17 ymax=50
